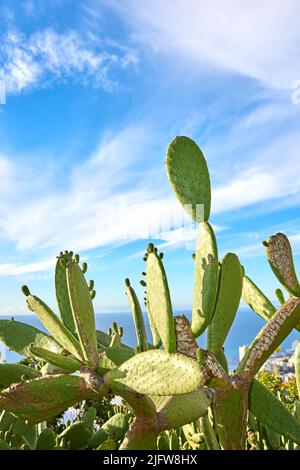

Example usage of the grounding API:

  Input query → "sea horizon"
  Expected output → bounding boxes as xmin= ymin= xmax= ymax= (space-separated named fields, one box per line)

xmin=1 ymin=307 xmax=299 ymax=370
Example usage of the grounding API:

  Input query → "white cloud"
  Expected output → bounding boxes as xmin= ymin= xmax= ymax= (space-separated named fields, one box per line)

xmin=110 ymin=0 xmax=300 ymax=89
xmin=0 ymin=259 xmax=54 ymax=277
xmin=0 ymin=120 xmax=300 ymax=277
xmin=0 ymin=27 xmax=137 ymax=94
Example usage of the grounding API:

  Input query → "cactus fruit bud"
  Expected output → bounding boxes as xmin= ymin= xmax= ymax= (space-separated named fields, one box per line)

xmin=119 ymin=327 xmax=123 ymax=337
xmin=21 ymin=285 xmax=31 ymax=296
xmin=125 ymin=278 xmax=130 ymax=287
xmin=143 ymin=257 xmax=147 ymax=262
xmin=108 ymin=328 xmax=112 ymax=336
xmin=262 ymin=240 xmax=268 ymax=247
xmin=192 ymin=253 xmax=195 ymax=259
xmin=147 ymin=243 xmax=154 ymax=253
xmin=275 ymin=288 xmax=285 ymax=305
xmin=159 ymin=252 xmax=164 ymax=259
xmin=140 ymin=280 xmax=146 ymax=287
xmin=142 ymin=272 xmax=146 ymax=276
xmin=88 ymin=280 xmax=94 ymax=291
xmin=82 ymin=262 xmax=88 ymax=273
xmin=90 ymin=290 xmax=96 ymax=299
xmin=74 ymin=254 xmax=80 ymax=264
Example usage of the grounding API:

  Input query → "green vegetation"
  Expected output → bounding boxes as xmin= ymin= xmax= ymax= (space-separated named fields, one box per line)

xmin=0 ymin=136 xmax=300 ymax=450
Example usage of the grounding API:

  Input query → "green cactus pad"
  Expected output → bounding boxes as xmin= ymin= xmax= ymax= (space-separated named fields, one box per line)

xmin=22 ymin=425 xmax=37 ymax=449
xmin=125 ymin=282 xmax=148 ymax=351
xmin=59 ymin=422 xmax=92 ymax=450
xmin=265 ymin=425 xmax=281 ymax=450
xmin=0 ymin=439 xmax=10 ymax=450
xmin=192 ymin=222 xmax=219 ymax=337
xmin=82 ymin=406 xmax=97 ymax=431
xmin=88 ymin=428 xmax=108 ymax=449
xmin=96 ymin=439 xmax=116 ymax=450
xmin=145 ymin=300 xmax=161 ymax=348
xmin=67 ymin=260 xmax=99 ymax=368
xmin=242 ymin=275 xmax=276 ymax=321
xmin=105 ymin=350 xmax=202 ymax=395
xmin=101 ymin=413 xmax=130 ymax=442
xmin=265 ymin=233 xmax=300 ymax=297
xmin=35 ymin=428 xmax=56 ymax=450
xmin=30 ymin=346 xmax=81 ymax=372
xmin=200 ymin=414 xmax=220 ymax=450
xmin=237 ymin=297 xmax=300 ymax=378
xmin=207 ymin=253 xmax=243 ymax=354
xmin=55 ymin=254 xmax=76 ymax=333
xmin=0 ymin=410 xmax=16 ymax=432
xmin=166 ymin=136 xmax=211 ymax=222
xmin=0 ymin=363 xmax=41 ymax=389
xmin=249 ymin=379 xmax=300 ymax=444
xmin=26 ymin=294 xmax=83 ymax=361
xmin=153 ymin=390 xmax=211 ymax=428
xmin=0 ymin=319 xmax=62 ymax=357
xmin=40 ymin=363 xmax=76 ymax=376
xmin=146 ymin=250 xmax=176 ymax=353
xmin=97 ymin=347 xmax=135 ymax=375
xmin=215 ymin=348 xmax=229 ymax=374
xmin=0 ymin=375 xmax=97 ymax=424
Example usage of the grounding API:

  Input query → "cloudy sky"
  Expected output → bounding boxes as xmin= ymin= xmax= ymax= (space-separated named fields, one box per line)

xmin=0 ymin=0 xmax=300 ymax=315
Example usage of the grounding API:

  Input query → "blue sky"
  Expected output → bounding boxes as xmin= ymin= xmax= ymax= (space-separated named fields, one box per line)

xmin=0 ymin=0 xmax=300 ymax=315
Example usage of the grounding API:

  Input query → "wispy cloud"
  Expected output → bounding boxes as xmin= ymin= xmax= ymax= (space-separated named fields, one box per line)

xmin=110 ymin=0 xmax=300 ymax=89
xmin=0 ymin=27 xmax=138 ymax=94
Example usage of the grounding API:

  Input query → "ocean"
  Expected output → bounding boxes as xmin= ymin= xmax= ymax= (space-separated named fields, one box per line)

xmin=1 ymin=308 xmax=299 ymax=370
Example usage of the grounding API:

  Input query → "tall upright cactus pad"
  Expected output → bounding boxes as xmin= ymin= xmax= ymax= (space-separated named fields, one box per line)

xmin=166 ymin=136 xmax=211 ymax=222
xmin=207 ymin=253 xmax=243 ymax=354
xmin=242 ymin=275 xmax=276 ymax=321
xmin=264 ymin=233 xmax=300 ymax=297
xmin=125 ymin=279 xmax=148 ymax=352
xmin=55 ymin=252 xmax=76 ymax=333
xmin=66 ymin=256 xmax=99 ymax=368
xmin=145 ymin=245 xmax=176 ymax=353
xmin=249 ymin=379 xmax=300 ymax=445
xmin=192 ymin=222 xmax=219 ymax=337
xmin=22 ymin=287 xmax=83 ymax=361
xmin=105 ymin=350 xmax=202 ymax=396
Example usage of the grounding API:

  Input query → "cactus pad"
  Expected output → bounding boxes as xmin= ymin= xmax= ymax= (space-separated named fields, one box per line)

xmin=207 ymin=253 xmax=243 ymax=353
xmin=192 ymin=222 xmax=219 ymax=336
xmin=146 ymin=248 xmax=176 ymax=353
xmin=106 ymin=349 xmax=202 ymax=395
xmin=265 ymin=233 xmax=300 ymax=297
xmin=0 ymin=364 xmax=41 ymax=389
xmin=0 ymin=319 xmax=62 ymax=357
xmin=66 ymin=259 xmax=99 ymax=368
xmin=125 ymin=281 xmax=148 ymax=351
xmin=249 ymin=379 xmax=300 ymax=444
xmin=242 ymin=275 xmax=276 ymax=321
xmin=166 ymin=136 xmax=211 ymax=222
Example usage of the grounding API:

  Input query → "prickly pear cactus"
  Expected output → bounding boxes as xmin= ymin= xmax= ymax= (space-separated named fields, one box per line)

xmin=1 ymin=135 xmax=300 ymax=451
